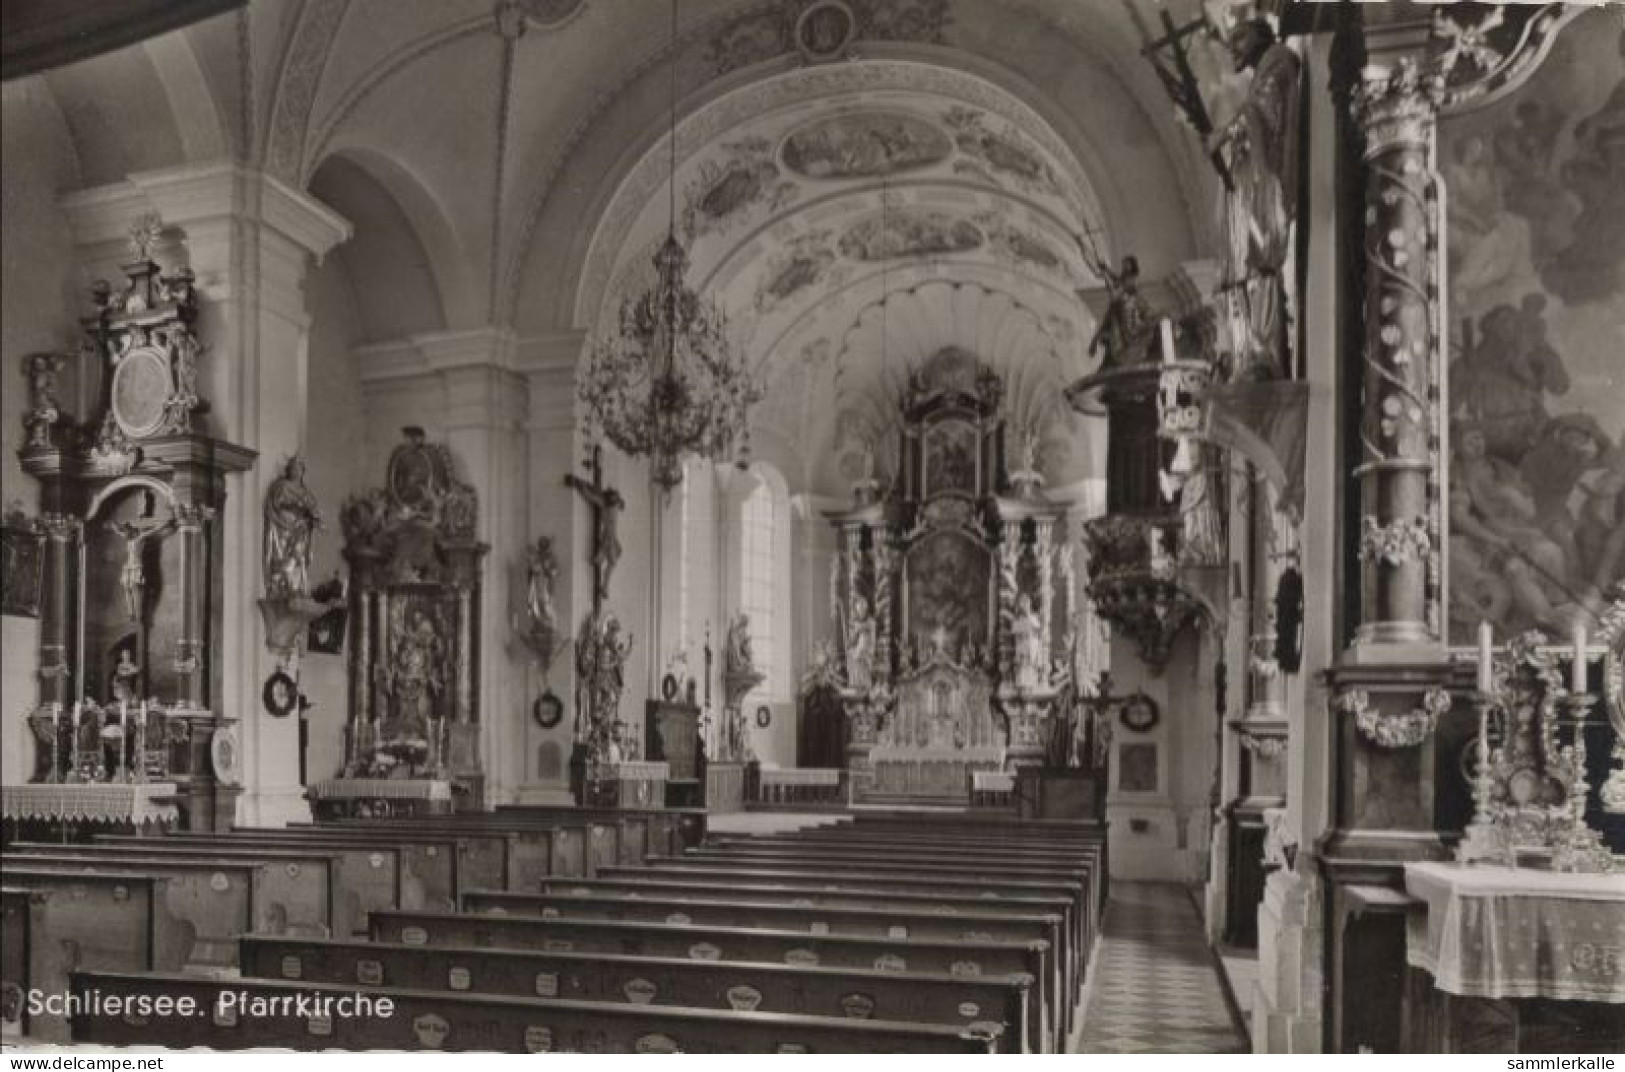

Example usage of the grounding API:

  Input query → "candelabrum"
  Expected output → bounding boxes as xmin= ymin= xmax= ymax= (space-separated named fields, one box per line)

xmin=1456 ymin=690 xmax=1514 ymax=866
xmin=1458 ymin=632 xmax=1614 ymax=873
xmin=1549 ymin=694 xmax=1613 ymax=873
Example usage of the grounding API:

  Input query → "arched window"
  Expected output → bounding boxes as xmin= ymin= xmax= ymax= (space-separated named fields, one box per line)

xmin=737 ymin=464 xmax=791 ymax=701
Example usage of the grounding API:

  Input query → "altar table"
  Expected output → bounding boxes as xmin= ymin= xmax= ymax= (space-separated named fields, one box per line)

xmin=1404 ymin=862 xmax=1624 ymax=1004
xmin=1 ymin=782 xmax=178 ymax=827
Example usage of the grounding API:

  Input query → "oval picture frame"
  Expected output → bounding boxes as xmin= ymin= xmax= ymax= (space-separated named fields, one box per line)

xmin=262 ymin=670 xmax=298 ymax=718
xmin=534 ymin=690 xmax=564 ymax=729
xmin=661 ymin=674 xmax=679 ymax=702
xmin=755 ymin=705 xmax=772 ymax=729
xmin=210 ymin=723 xmax=242 ymax=787
xmin=1119 ymin=692 xmax=1160 ymax=733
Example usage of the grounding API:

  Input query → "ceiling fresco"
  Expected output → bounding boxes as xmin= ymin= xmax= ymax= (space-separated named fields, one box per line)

xmin=580 ymin=61 xmax=1118 ymax=496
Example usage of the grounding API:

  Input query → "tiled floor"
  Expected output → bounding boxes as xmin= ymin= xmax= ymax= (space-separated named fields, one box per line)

xmin=1077 ymin=882 xmax=1250 ymax=1054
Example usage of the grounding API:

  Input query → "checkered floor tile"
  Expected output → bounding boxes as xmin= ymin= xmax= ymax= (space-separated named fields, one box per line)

xmin=1076 ymin=882 xmax=1249 ymax=1054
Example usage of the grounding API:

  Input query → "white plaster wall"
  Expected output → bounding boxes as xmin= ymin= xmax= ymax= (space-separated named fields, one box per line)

xmin=296 ymin=255 xmax=367 ymax=783
xmin=1 ymin=80 xmax=82 ymax=785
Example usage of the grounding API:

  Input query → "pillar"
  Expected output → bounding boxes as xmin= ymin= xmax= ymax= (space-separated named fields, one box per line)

xmin=60 ymin=161 xmax=351 ymax=826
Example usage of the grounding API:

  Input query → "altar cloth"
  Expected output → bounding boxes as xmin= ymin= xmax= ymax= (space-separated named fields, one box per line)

xmin=1 ymin=782 xmax=178 ymax=825
xmin=1404 ymin=862 xmax=1625 ymax=1003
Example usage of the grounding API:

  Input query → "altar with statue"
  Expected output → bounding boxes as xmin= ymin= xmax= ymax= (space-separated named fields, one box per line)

xmin=822 ymin=352 xmax=1083 ymax=804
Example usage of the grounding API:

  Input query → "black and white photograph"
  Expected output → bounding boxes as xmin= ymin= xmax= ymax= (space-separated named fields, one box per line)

xmin=1 ymin=0 xmax=1622 ymax=1059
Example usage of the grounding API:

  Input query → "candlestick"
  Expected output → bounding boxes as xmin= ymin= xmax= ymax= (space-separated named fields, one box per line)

xmin=1477 ymin=621 xmax=1493 ymax=694
xmin=1572 ymin=624 xmax=1588 ymax=695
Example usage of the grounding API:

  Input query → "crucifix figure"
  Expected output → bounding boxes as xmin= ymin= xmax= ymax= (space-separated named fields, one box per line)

xmin=565 ymin=444 xmax=624 ymax=612
xmin=107 ymin=491 xmax=176 ymax=622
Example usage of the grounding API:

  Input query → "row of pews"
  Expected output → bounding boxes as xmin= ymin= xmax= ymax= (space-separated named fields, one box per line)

xmin=2 ymin=807 xmax=1106 ymax=1053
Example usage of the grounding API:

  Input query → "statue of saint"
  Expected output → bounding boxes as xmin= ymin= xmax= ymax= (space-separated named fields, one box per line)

xmin=383 ymin=610 xmax=443 ymax=746
xmin=845 ymin=596 xmax=876 ymax=691
xmin=524 ymin=537 xmax=560 ymax=633
xmin=1210 ymin=17 xmax=1301 ymax=378
xmin=264 ymin=456 xmax=322 ymax=598
xmin=1086 ymin=256 xmax=1153 ymax=369
xmin=1011 ymin=594 xmax=1045 ymax=691
xmin=725 ymin=614 xmax=756 ymax=679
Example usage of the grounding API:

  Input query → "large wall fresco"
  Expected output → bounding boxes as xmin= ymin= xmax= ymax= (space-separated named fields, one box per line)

xmin=1442 ymin=11 xmax=1624 ymax=644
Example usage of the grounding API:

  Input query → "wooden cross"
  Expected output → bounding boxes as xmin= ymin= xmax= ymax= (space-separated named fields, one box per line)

xmin=564 ymin=444 xmax=624 ymax=614
xmin=1142 ymin=9 xmax=1232 ymax=190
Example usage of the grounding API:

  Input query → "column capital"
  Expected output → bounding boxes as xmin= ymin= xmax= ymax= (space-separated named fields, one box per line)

xmin=60 ymin=160 xmax=351 ymax=263
xmin=1352 ymin=59 xmax=1444 ymax=158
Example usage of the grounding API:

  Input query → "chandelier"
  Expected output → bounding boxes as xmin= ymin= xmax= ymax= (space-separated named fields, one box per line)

xmin=579 ymin=0 xmax=758 ymax=494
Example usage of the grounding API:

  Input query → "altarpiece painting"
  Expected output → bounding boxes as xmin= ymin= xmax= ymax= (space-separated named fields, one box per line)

xmin=1443 ymin=11 xmax=1625 ymax=646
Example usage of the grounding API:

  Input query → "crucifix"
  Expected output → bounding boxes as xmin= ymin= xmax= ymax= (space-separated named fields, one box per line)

xmin=107 ymin=491 xmax=176 ymax=622
xmin=1142 ymin=9 xmax=1231 ymax=190
xmin=565 ymin=444 xmax=625 ymax=613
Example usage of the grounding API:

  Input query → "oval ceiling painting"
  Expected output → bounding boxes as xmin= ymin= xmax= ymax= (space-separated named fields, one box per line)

xmin=782 ymin=111 xmax=953 ymax=180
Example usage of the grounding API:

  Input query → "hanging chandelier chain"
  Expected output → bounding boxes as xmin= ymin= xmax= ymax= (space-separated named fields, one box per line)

xmin=579 ymin=0 xmax=759 ymax=496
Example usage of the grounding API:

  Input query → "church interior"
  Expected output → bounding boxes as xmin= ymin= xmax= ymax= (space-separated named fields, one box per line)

xmin=2 ymin=0 xmax=1622 ymax=1055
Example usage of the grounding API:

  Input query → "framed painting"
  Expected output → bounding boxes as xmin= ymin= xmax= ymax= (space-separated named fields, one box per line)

xmin=1 ymin=515 xmax=44 ymax=618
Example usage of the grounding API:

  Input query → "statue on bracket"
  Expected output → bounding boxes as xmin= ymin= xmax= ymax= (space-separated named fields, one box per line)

xmin=1207 ymin=16 xmax=1301 ymax=379
xmin=258 ymin=454 xmax=338 ymax=660
xmin=721 ymin=613 xmax=765 ymax=762
xmin=515 ymin=535 xmax=565 ymax=683
xmin=264 ymin=456 xmax=322 ymax=599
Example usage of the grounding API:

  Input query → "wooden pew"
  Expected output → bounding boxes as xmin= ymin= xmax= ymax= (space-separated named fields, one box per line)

xmin=464 ymin=885 xmax=1063 ymax=1029
xmin=494 ymin=805 xmax=707 ymax=853
xmin=716 ymin=829 xmax=1110 ymax=932
xmin=371 ymin=908 xmax=1055 ymax=1050
xmin=592 ymin=864 xmax=1085 ymax=987
xmin=109 ymin=830 xmax=459 ymax=914
xmin=240 ymin=934 xmax=1037 ymax=1053
xmin=316 ymin=817 xmax=619 ymax=882
xmin=3 ymin=857 xmax=258 ymax=968
xmin=2 ymin=887 xmax=45 ymax=1039
xmin=0 ymin=869 xmax=188 ymax=1042
xmin=7 ymin=843 xmax=341 ymax=939
xmin=662 ymin=847 xmax=1096 ymax=1028
xmin=70 ymin=970 xmax=1003 ymax=1053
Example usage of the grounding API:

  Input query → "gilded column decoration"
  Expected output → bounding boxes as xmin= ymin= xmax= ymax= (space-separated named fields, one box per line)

xmin=1351 ymin=58 xmax=1446 ymax=648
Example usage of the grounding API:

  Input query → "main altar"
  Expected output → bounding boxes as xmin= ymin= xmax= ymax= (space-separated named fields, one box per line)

xmin=823 ymin=352 xmax=1077 ymax=804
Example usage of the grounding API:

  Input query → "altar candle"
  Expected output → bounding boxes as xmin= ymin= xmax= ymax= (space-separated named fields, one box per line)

xmin=72 ymin=701 xmax=81 ymax=731
xmin=1159 ymin=318 xmax=1176 ymax=364
xmin=1476 ymin=621 xmax=1493 ymax=694
xmin=1572 ymin=624 xmax=1588 ymax=694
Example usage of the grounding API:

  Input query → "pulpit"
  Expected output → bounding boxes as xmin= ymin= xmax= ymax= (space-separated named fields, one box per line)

xmin=11 ymin=252 xmax=250 ymax=832
xmin=823 ymin=351 xmax=1075 ymax=803
xmin=310 ymin=429 xmax=488 ymax=817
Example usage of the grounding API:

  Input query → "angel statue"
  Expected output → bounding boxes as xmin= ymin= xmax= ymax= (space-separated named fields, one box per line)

xmin=264 ymin=456 xmax=322 ymax=598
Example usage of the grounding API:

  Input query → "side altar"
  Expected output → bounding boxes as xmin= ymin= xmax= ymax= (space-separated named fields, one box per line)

xmin=12 ymin=234 xmax=251 ymax=831
xmin=823 ymin=353 xmax=1078 ymax=804
xmin=308 ymin=429 xmax=489 ymax=817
